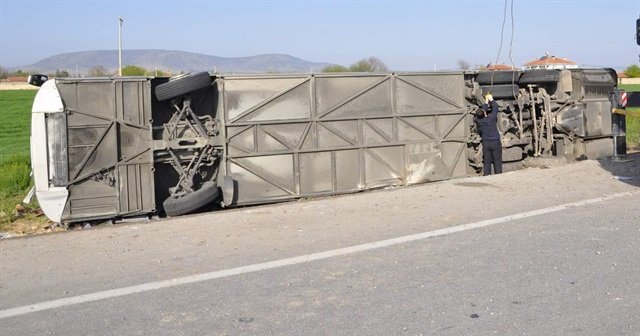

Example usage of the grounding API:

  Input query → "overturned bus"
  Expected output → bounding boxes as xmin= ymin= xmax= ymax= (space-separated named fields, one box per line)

xmin=29 ymin=68 xmax=619 ymax=223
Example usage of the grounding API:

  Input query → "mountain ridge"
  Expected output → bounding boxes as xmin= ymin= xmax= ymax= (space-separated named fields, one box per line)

xmin=11 ymin=49 xmax=333 ymax=75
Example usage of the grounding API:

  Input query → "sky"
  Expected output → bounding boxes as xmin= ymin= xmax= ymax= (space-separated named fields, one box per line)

xmin=1 ymin=0 xmax=640 ymax=71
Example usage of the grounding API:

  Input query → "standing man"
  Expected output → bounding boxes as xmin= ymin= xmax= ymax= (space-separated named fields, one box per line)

xmin=476 ymin=94 xmax=502 ymax=175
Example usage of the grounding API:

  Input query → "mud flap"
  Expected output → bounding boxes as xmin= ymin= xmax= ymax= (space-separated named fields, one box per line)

xmin=221 ymin=176 xmax=237 ymax=208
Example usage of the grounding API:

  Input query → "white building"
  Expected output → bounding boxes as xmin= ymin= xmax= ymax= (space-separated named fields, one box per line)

xmin=522 ymin=54 xmax=579 ymax=70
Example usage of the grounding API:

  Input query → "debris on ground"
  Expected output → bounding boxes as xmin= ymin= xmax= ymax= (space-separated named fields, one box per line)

xmin=13 ymin=204 xmax=26 ymax=218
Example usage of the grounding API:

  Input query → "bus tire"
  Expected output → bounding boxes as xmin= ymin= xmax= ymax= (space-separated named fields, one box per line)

xmin=476 ymin=70 xmax=520 ymax=85
xmin=163 ymin=181 xmax=220 ymax=216
xmin=155 ymin=72 xmax=213 ymax=101
xmin=519 ymin=70 xmax=560 ymax=85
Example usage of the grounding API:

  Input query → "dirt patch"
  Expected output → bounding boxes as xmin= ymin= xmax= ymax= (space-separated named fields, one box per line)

xmin=0 ymin=82 xmax=37 ymax=90
xmin=0 ymin=205 xmax=58 ymax=238
xmin=0 ymin=218 xmax=63 ymax=238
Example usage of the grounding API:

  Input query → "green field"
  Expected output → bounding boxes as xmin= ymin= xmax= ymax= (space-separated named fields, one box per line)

xmin=0 ymin=90 xmax=35 ymax=163
xmin=618 ymin=84 xmax=640 ymax=92
xmin=0 ymin=90 xmax=37 ymax=229
xmin=617 ymin=84 xmax=640 ymax=150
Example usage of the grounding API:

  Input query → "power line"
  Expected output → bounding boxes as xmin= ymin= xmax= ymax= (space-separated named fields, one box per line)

xmin=490 ymin=0 xmax=509 ymax=92
xmin=508 ymin=0 xmax=515 ymax=71
xmin=507 ymin=0 xmax=517 ymax=96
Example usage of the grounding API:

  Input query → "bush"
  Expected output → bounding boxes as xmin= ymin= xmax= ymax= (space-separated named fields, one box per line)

xmin=322 ymin=65 xmax=349 ymax=72
xmin=322 ymin=57 xmax=388 ymax=73
xmin=121 ymin=65 xmax=147 ymax=76
xmin=349 ymin=57 xmax=388 ymax=73
xmin=624 ymin=64 xmax=640 ymax=78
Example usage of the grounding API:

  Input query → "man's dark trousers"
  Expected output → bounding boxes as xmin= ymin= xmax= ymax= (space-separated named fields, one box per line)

xmin=483 ymin=139 xmax=502 ymax=176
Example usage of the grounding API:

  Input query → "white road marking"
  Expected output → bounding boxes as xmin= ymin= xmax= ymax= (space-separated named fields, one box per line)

xmin=0 ymin=191 xmax=635 ymax=319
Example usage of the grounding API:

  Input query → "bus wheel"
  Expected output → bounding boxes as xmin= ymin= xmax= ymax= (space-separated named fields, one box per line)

xmin=163 ymin=181 xmax=220 ymax=216
xmin=155 ymin=72 xmax=212 ymax=101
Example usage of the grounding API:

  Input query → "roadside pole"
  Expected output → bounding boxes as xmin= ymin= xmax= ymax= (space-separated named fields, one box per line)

xmin=118 ymin=17 xmax=123 ymax=76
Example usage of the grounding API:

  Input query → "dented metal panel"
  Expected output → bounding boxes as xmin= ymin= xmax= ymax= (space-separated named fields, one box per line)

xmin=221 ymin=73 xmax=469 ymax=205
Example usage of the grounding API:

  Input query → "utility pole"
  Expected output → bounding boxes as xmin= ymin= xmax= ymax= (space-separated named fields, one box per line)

xmin=118 ymin=17 xmax=123 ymax=76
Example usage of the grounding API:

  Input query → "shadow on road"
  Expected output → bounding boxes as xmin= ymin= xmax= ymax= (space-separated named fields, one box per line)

xmin=596 ymin=152 xmax=640 ymax=188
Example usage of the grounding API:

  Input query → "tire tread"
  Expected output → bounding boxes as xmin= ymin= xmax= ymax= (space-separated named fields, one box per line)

xmin=155 ymin=72 xmax=213 ymax=101
xmin=163 ymin=181 xmax=220 ymax=216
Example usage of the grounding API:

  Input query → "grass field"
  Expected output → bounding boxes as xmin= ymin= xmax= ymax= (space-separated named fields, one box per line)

xmin=618 ymin=84 xmax=640 ymax=92
xmin=0 ymin=90 xmax=35 ymax=163
xmin=618 ymin=84 xmax=640 ymax=151
xmin=0 ymin=90 xmax=38 ymax=229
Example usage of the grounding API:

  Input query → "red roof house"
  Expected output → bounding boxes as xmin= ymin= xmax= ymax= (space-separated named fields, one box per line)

xmin=484 ymin=64 xmax=515 ymax=70
xmin=522 ymin=54 xmax=578 ymax=70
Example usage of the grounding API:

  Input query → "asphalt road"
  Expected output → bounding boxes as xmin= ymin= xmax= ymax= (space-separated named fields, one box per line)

xmin=1 ymin=156 xmax=639 ymax=335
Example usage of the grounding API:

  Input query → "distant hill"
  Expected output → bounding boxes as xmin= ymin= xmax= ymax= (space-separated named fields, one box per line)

xmin=10 ymin=50 xmax=333 ymax=75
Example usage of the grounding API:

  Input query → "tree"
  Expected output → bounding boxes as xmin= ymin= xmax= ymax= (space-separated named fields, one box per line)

xmin=88 ymin=65 xmax=110 ymax=77
xmin=52 ymin=69 xmax=70 ymax=78
xmin=348 ymin=60 xmax=372 ymax=72
xmin=349 ymin=57 xmax=388 ymax=72
xmin=364 ymin=57 xmax=388 ymax=72
xmin=322 ymin=65 xmax=349 ymax=72
xmin=121 ymin=65 xmax=147 ymax=76
xmin=10 ymin=69 xmax=26 ymax=77
xmin=457 ymin=59 xmax=471 ymax=70
xmin=0 ymin=66 xmax=7 ymax=79
xmin=624 ymin=64 xmax=640 ymax=78
xmin=321 ymin=57 xmax=389 ymax=73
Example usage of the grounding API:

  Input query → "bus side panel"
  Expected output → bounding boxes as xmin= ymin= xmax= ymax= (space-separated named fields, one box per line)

xmin=221 ymin=73 xmax=469 ymax=205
